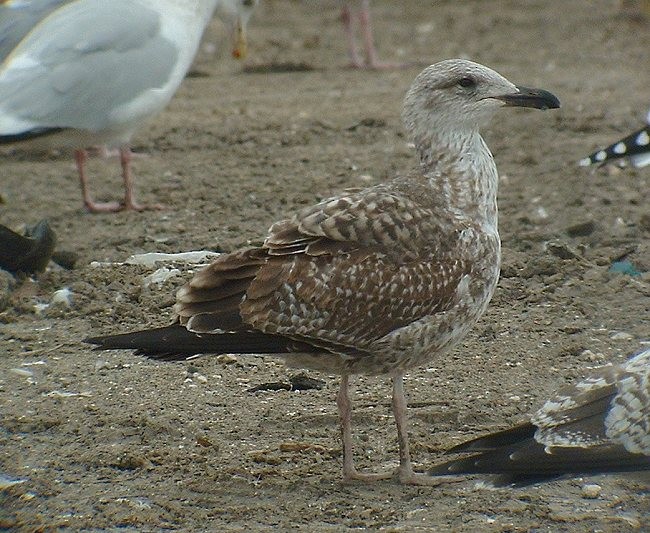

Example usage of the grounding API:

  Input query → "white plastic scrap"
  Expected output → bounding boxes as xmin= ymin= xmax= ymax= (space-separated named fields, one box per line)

xmin=143 ymin=267 xmax=182 ymax=288
xmin=125 ymin=251 xmax=220 ymax=267
xmin=90 ymin=250 xmax=220 ymax=269
xmin=0 ymin=474 xmax=27 ymax=490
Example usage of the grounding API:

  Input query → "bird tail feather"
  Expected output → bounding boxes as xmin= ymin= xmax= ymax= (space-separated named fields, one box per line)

xmin=85 ymin=325 xmax=317 ymax=361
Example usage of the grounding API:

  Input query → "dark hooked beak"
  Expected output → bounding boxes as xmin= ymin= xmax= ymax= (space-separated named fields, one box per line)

xmin=495 ymin=86 xmax=561 ymax=110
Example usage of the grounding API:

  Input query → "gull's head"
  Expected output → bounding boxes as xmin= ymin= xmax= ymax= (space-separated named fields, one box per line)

xmin=402 ymin=59 xmax=560 ymax=142
xmin=215 ymin=0 xmax=259 ymax=59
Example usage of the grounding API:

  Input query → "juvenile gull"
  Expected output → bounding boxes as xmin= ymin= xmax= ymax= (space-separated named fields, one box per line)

xmin=0 ymin=0 xmax=257 ymax=212
xmin=429 ymin=348 xmax=650 ymax=485
xmin=579 ymin=108 xmax=650 ymax=168
xmin=87 ymin=59 xmax=560 ymax=484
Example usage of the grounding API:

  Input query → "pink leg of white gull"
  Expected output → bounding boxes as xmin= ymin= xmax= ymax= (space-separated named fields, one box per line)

xmin=75 ymin=149 xmax=122 ymax=213
xmin=74 ymin=146 xmax=163 ymax=213
xmin=340 ymin=0 xmax=413 ymax=70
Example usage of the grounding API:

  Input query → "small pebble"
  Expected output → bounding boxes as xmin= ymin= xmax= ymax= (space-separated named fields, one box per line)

xmin=581 ymin=483 xmax=602 ymax=499
xmin=610 ymin=331 xmax=634 ymax=341
xmin=579 ymin=349 xmax=602 ymax=362
xmin=10 ymin=368 xmax=33 ymax=377
xmin=51 ymin=288 xmax=73 ymax=307
xmin=95 ymin=360 xmax=111 ymax=371
xmin=566 ymin=220 xmax=596 ymax=237
xmin=196 ymin=435 xmax=215 ymax=448
xmin=532 ymin=206 xmax=549 ymax=222
xmin=216 ymin=354 xmax=238 ymax=364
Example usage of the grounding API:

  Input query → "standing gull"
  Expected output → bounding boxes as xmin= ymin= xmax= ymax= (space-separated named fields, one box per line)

xmin=579 ymin=109 xmax=650 ymax=168
xmin=429 ymin=348 xmax=650 ymax=485
xmin=339 ymin=0 xmax=393 ymax=69
xmin=87 ymin=59 xmax=560 ymax=484
xmin=0 ymin=0 xmax=258 ymax=212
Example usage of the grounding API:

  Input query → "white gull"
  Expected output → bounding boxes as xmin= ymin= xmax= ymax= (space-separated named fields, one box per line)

xmin=0 ymin=0 xmax=258 ymax=212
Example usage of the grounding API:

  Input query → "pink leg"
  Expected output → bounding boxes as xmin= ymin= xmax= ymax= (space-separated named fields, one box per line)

xmin=392 ymin=374 xmax=459 ymax=485
xmin=344 ymin=0 xmax=418 ymax=70
xmin=336 ymin=374 xmax=394 ymax=482
xmin=335 ymin=373 xmax=459 ymax=484
xmin=75 ymin=149 xmax=122 ymax=213
xmin=392 ymin=373 xmax=418 ymax=481
xmin=119 ymin=146 xmax=163 ymax=211
xmin=358 ymin=0 xmax=381 ymax=68
xmin=340 ymin=2 xmax=364 ymax=68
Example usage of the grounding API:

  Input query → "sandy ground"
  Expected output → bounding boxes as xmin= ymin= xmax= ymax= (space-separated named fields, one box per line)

xmin=1 ymin=0 xmax=649 ymax=530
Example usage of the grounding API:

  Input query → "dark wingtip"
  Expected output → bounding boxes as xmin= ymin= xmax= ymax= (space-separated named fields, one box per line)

xmin=83 ymin=335 xmax=107 ymax=347
xmin=0 ymin=127 xmax=65 ymax=144
xmin=0 ymin=219 xmax=57 ymax=274
xmin=444 ymin=424 xmax=538 ymax=454
xmin=578 ymin=125 xmax=650 ymax=167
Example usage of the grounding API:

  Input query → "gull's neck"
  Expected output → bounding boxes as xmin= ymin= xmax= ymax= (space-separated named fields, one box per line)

xmin=414 ymin=126 xmax=499 ymax=234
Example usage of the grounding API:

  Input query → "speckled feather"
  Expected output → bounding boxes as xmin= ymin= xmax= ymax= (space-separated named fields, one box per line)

xmin=97 ymin=60 xmax=545 ymax=377
xmin=175 ymin=160 xmax=500 ymax=374
xmin=534 ymin=349 xmax=650 ymax=455
xmin=87 ymin=59 xmax=560 ymax=484
xmin=430 ymin=349 xmax=650 ymax=482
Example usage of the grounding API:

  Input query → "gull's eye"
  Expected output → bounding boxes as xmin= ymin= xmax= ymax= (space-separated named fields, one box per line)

xmin=458 ymin=77 xmax=476 ymax=89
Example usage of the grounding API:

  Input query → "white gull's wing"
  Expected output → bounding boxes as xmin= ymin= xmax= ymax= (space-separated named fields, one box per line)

xmin=0 ymin=0 xmax=184 ymax=137
xmin=0 ymin=0 xmax=73 ymax=62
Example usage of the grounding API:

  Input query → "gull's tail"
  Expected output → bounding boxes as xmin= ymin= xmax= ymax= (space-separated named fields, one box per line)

xmin=85 ymin=325 xmax=317 ymax=361
xmin=0 ymin=127 xmax=64 ymax=144
xmin=429 ymin=422 xmax=650 ymax=486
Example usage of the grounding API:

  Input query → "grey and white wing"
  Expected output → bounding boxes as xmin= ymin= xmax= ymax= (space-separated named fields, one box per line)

xmin=0 ymin=0 xmax=71 ymax=62
xmin=0 ymin=0 xmax=179 ymax=137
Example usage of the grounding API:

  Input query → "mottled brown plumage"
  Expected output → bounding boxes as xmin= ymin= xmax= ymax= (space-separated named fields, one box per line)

xmin=430 ymin=348 xmax=650 ymax=484
xmin=87 ymin=59 xmax=560 ymax=484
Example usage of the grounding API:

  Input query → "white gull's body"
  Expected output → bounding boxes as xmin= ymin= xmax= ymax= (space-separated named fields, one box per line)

xmin=0 ymin=0 xmax=257 ymax=212
xmin=0 ymin=0 xmax=72 ymax=61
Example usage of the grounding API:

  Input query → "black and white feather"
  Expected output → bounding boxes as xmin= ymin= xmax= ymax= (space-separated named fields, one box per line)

xmin=430 ymin=348 xmax=650 ymax=485
xmin=579 ymin=109 xmax=650 ymax=168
